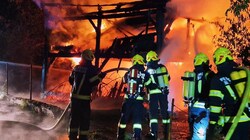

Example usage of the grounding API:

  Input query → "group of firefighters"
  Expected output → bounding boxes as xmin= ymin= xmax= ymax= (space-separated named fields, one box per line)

xmin=183 ymin=47 xmax=250 ymax=140
xmin=117 ymin=51 xmax=171 ymax=140
xmin=67 ymin=47 xmax=250 ymax=140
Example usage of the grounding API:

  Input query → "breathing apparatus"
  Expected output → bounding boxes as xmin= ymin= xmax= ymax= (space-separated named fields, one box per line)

xmin=126 ymin=54 xmax=146 ymax=99
xmin=126 ymin=68 xmax=145 ymax=99
xmin=181 ymin=53 xmax=209 ymax=106
xmin=225 ymin=67 xmax=250 ymax=140
xmin=181 ymin=71 xmax=196 ymax=106
xmin=146 ymin=51 xmax=169 ymax=94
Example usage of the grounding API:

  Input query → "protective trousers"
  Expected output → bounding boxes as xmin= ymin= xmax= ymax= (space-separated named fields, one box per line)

xmin=190 ymin=106 xmax=209 ymax=140
xmin=69 ymin=99 xmax=91 ymax=140
xmin=117 ymin=99 xmax=144 ymax=140
xmin=149 ymin=93 xmax=170 ymax=139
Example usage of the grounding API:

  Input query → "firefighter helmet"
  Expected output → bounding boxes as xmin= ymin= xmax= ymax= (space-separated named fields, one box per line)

xmin=194 ymin=53 xmax=209 ymax=66
xmin=132 ymin=54 xmax=145 ymax=65
xmin=81 ymin=49 xmax=94 ymax=61
xmin=213 ymin=47 xmax=233 ymax=65
xmin=146 ymin=51 xmax=159 ymax=62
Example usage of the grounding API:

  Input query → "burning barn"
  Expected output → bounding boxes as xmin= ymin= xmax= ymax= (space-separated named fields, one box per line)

xmin=1 ymin=0 xmax=243 ymax=139
xmin=39 ymin=0 xmax=176 ymax=103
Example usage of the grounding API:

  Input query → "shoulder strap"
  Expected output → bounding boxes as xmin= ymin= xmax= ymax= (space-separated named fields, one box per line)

xmin=225 ymin=67 xmax=250 ymax=140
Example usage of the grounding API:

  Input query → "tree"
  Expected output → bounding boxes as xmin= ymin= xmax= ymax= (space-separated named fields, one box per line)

xmin=213 ymin=0 xmax=250 ymax=66
xmin=0 ymin=0 xmax=44 ymax=65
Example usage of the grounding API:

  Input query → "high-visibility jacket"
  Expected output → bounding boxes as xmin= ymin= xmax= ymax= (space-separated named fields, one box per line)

xmin=146 ymin=64 xmax=170 ymax=94
xmin=209 ymin=67 xmax=250 ymax=125
xmin=193 ymin=66 xmax=214 ymax=104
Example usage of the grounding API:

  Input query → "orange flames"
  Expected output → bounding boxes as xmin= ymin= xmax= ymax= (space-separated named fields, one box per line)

xmin=36 ymin=0 xmax=234 ymax=110
xmin=70 ymin=57 xmax=81 ymax=66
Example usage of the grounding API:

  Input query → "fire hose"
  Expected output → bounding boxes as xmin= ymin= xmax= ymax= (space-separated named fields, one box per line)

xmin=225 ymin=67 xmax=250 ymax=140
xmin=40 ymin=103 xmax=70 ymax=131
xmin=38 ymin=67 xmax=129 ymax=131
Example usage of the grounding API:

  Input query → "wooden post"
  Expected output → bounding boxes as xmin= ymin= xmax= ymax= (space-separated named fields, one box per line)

xmin=169 ymin=98 xmax=175 ymax=140
xmin=94 ymin=5 xmax=102 ymax=68
xmin=41 ymin=3 xmax=50 ymax=96
xmin=29 ymin=64 xmax=33 ymax=100
xmin=6 ymin=63 xmax=8 ymax=95
xmin=155 ymin=2 xmax=166 ymax=51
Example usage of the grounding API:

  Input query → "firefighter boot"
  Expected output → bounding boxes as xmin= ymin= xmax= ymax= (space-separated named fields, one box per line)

xmin=79 ymin=135 xmax=88 ymax=140
xmin=69 ymin=132 xmax=78 ymax=140
xmin=133 ymin=129 xmax=142 ymax=140
xmin=163 ymin=124 xmax=170 ymax=140
xmin=117 ymin=128 xmax=126 ymax=140
xmin=133 ymin=134 xmax=142 ymax=140
xmin=145 ymin=132 xmax=157 ymax=140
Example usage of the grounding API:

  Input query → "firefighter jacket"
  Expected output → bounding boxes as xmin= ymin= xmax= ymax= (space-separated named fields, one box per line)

xmin=69 ymin=61 xmax=103 ymax=100
xmin=123 ymin=64 xmax=150 ymax=100
xmin=193 ymin=65 xmax=214 ymax=105
xmin=208 ymin=62 xmax=250 ymax=125
xmin=146 ymin=61 xmax=170 ymax=94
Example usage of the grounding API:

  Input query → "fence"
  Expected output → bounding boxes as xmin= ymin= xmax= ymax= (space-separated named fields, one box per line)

xmin=0 ymin=61 xmax=127 ymax=103
xmin=0 ymin=61 xmax=73 ymax=101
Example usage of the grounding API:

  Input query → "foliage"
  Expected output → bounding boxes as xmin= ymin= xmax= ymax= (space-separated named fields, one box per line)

xmin=0 ymin=0 xmax=45 ymax=65
xmin=213 ymin=0 xmax=250 ymax=66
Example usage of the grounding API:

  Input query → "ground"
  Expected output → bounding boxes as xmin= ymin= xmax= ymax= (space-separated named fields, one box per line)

xmin=0 ymin=95 xmax=190 ymax=140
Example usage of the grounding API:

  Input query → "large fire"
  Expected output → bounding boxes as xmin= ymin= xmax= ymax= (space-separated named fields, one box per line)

xmin=34 ymin=0 xmax=234 ymax=110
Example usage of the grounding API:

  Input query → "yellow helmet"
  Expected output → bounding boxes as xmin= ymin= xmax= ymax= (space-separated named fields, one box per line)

xmin=81 ymin=49 xmax=94 ymax=61
xmin=132 ymin=54 xmax=145 ymax=65
xmin=146 ymin=51 xmax=159 ymax=62
xmin=213 ymin=47 xmax=233 ymax=65
xmin=194 ymin=53 xmax=209 ymax=66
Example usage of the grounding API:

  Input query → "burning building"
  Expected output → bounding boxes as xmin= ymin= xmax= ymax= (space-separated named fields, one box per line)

xmin=34 ymin=0 xmax=232 ymax=110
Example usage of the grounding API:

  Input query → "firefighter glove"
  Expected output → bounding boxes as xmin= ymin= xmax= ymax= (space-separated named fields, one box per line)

xmin=207 ymin=124 xmax=223 ymax=139
xmin=214 ymin=124 xmax=223 ymax=134
xmin=139 ymin=92 xmax=146 ymax=97
xmin=162 ymin=87 xmax=169 ymax=95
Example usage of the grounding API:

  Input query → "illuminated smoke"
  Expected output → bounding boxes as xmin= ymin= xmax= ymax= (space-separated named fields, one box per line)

xmin=33 ymin=0 xmax=137 ymax=51
xmin=160 ymin=0 xmax=230 ymax=109
xmin=32 ymin=0 xmax=231 ymax=110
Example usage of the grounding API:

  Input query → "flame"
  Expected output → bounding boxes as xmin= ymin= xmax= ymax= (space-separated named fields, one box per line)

xmin=91 ymin=21 xmax=108 ymax=32
xmin=35 ymin=0 xmax=236 ymax=110
xmin=70 ymin=57 xmax=81 ymax=66
xmin=63 ymin=42 xmax=73 ymax=46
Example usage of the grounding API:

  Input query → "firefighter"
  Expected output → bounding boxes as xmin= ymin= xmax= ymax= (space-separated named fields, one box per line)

xmin=68 ymin=49 xmax=106 ymax=140
xmin=188 ymin=53 xmax=214 ymax=140
xmin=117 ymin=54 xmax=150 ymax=140
xmin=207 ymin=47 xmax=250 ymax=140
xmin=145 ymin=50 xmax=170 ymax=140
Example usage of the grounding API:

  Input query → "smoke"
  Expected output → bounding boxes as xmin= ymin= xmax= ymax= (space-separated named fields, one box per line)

xmin=167 ymin=0 xmax=230 ymax=20
xmin=159 ymin=0 xmax=230 ymax=109
xmin=32 ymin=0 xmax=137 ymax=51
xmin=31 ymin=0 xmax=232 ymax=110
xmin=0 ymin=98 xmax=67 ymax=140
